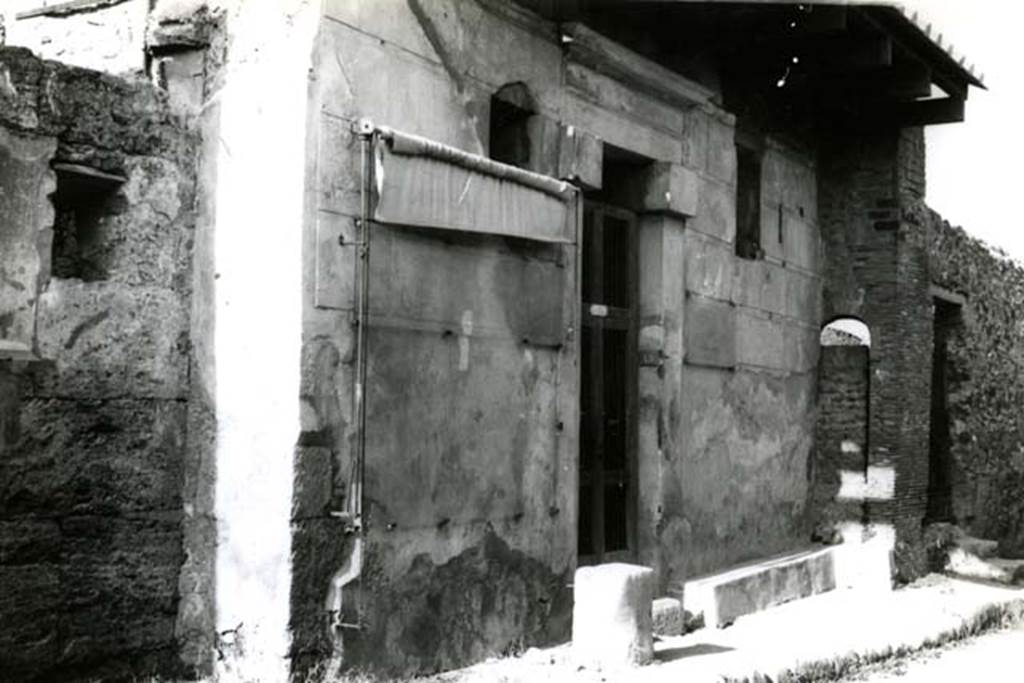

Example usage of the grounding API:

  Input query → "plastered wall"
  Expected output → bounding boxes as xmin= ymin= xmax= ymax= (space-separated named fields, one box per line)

xmin=307 ymin=0 xmax=825 ymax=675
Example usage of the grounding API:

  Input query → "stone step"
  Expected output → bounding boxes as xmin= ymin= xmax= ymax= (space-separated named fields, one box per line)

xmin=672 ymin=546 xmax=837 ymax=629
xmin=957 ymin=535 xmax=1000 ymax=559
xmin=946 ymin=550 xmax=1024 ymax=585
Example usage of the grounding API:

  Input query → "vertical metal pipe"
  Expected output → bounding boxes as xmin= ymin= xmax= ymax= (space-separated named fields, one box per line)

xmin=325 ymin=119 xmax=374 ymax=634
xmin=352 ymin=118 xmax=374 ymax=529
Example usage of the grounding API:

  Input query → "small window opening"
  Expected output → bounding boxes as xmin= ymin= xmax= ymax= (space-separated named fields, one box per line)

xmin=50 ymin=163 xmax=125 ymax=281
xmin=777 ymin=202 xmax=785 ymax=244
xmin=735 ymin=131 xmax=764 ymax=260
xmin=489 ymin=82 xmax=536 ymax=169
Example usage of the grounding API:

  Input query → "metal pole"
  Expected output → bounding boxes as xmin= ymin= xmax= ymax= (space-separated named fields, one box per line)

xmin=352 ymin=118 xmax=374 ymax=531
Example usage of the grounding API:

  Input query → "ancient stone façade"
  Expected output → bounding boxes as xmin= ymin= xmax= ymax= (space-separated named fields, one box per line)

xmin=0 ymin=45 xmax=196 ymax=681
xmin=0 ymin=1 xmax=1003 ymax=681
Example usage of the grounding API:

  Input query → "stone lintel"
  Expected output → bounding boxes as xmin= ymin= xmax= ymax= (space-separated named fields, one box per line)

xmin=640 ymin=162 xmax=699 ymax=218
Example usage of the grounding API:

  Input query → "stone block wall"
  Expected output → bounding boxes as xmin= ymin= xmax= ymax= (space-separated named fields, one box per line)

xmin=927 ymin=210 xmax=1024 ymax=557
xmin=670 ymin=126 xmax=821 ymax=587
xmin=5 ymin=0 xmax=150 ymax=76
xmin=298 ymin=3 xmax=577 ymax=677
xmin=0 ymin=47 xmax=194 ymax=681
xmin=307 ymin=1 xmax=824 ymax=676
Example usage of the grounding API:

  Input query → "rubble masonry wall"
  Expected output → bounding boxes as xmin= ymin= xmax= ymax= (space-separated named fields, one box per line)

xmin=0 ymin=47 xmax=195 ymax=681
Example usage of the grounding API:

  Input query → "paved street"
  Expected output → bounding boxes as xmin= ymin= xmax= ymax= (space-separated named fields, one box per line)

xmin=433 ymin=577 xmax=1024 ymax=683
xmin=848 ymin=624 xmax=1024 ymax=682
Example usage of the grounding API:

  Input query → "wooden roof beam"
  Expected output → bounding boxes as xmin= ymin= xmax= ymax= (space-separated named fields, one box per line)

xmin=891 ymin=97 xmax=965 ymax=127
xmin=813 ymin=35 xmax=893 ymax=72
xmin=824 ymin=62 xmax=933 ymax=102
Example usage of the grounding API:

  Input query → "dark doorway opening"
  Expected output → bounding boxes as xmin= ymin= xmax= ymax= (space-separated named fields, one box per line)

xmin=926 ymin=297 xmax=961 ymax=524
xmin=578 ymin=201 xmax=638 ymax=565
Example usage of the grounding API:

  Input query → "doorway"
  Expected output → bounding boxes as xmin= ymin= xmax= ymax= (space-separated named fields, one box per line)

xmin=927 ymin=297 xmax=960 ymax=523
xmin=578 ymin=201 xmax=638 ymax=564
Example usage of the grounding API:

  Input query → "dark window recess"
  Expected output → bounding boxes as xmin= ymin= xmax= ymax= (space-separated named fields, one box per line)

xmin=50 ymin=163 xmax=125 ymax=281
xmin=735 ymin=143 xmax=763 ymax=259
xmin=489 ymin=82 xmax=536 ymax=169
xmin=777 ymin=202 xmax=785 ymax=245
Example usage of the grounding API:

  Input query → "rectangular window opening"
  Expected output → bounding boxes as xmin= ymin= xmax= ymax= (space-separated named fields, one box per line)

xmin=50 ymin=163 xmax=125 ymax=282
xmin=735 ymin=138 xmax=764 ymax=260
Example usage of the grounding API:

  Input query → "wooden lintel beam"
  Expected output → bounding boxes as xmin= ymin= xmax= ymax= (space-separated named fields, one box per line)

xmin=826 ymin=63 xmax=933 ymax=102
xmin=819 ymin=96 xmax=965 ymax=131
xmin=893 ymin=97 xmax=965 ymax=127
xmin=932 ymin=71 xmax=969 ymax=102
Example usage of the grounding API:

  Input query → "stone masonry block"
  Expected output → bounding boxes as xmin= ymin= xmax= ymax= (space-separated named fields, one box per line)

xmin=2 ymin=398 xmax=185 ymax=516
xmin=705 ymin=112 xmax=736 ymax=185
xmin=89 ymin=155 xmax=190 ymax=290
xmin=46 ymin=514 xmax=184 ymax=669
xmin=526 ymin=114 xmax=561 ymax=179
xmin=9 ymin=2 xmax=148 ymax=76
xmin=32 ymin=280 xmax=189 ymax=399
xmin=684 ymin=297 xmax=736 ymax=368
xmin=562 ymin=94 xmax=681 ymax=164
xmin=292 ymin=446 xmax=334 ymax=520
xmin=641 ymin=162 xmax=699 ymax=217
xmin=318 ymin=20 xmax=478 ymax=150
xmin=573 ymin=563 xmax=655 ymax=668
xmin=680 ymin=107 xmax=708 ymax=171
xmin=689 ymin=177 xmax=736 ymax=243
xmin=318 ymin=114 xmax=362 ymax=216
xmin=0 ymin=47 xmax=186 ymax=159
xmin=314 ymin=210 xmax=356 ymax=310
xmin=0 ymin=128 xmax=56 ymax=357
xmin=558 ymin=124 xmax=602 ymax=190
xmin=832 ymin=527 xmax=895 ymax=593
xmin=684 ymin=232 xmax=733 ymax=301
xmin=652 ymin=596 xmax=682 ymax=637
xmin=0 ymin=564 xmax=60 ymax=670
xmin=322 ymin=0 xmax=436 ymax=59
xmin=735 ymin=308 xmax=784 ymax=370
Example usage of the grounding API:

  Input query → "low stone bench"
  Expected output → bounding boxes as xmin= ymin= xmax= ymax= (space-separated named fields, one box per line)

xmin=677 ymin=546 xmax=836 ymax=628
xmin=573 ymin=563 xmax=655 ymax=668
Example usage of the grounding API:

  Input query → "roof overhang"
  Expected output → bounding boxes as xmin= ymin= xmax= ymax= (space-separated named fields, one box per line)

xmin=515 ymin=0 xmax=985 ymax=131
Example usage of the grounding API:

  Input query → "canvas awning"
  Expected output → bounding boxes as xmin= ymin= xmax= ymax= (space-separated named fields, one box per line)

xmin=373 ymin=128 xmax=577 ymax=244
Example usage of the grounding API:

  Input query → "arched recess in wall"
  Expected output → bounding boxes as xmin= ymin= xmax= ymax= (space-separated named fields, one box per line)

xmin=812 ymin=316 xmax=873 ymax=541
xmin=820 ymin=316 xmax=871 ymax=348
xmin=489 ymin=81 xmax=537 ymax=169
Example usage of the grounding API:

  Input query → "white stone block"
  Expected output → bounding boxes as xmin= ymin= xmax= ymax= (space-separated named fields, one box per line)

xmin=573 ymin=563 xmax=655 ymax=668
xmin=652 ymin=597 xmax=683 ymax=637
xmin=832 ymin=524 xmax=894 ymax=593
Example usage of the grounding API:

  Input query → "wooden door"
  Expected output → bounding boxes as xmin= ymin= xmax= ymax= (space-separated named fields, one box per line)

xmin=578 ymin=202 xmax=638 ymax=565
